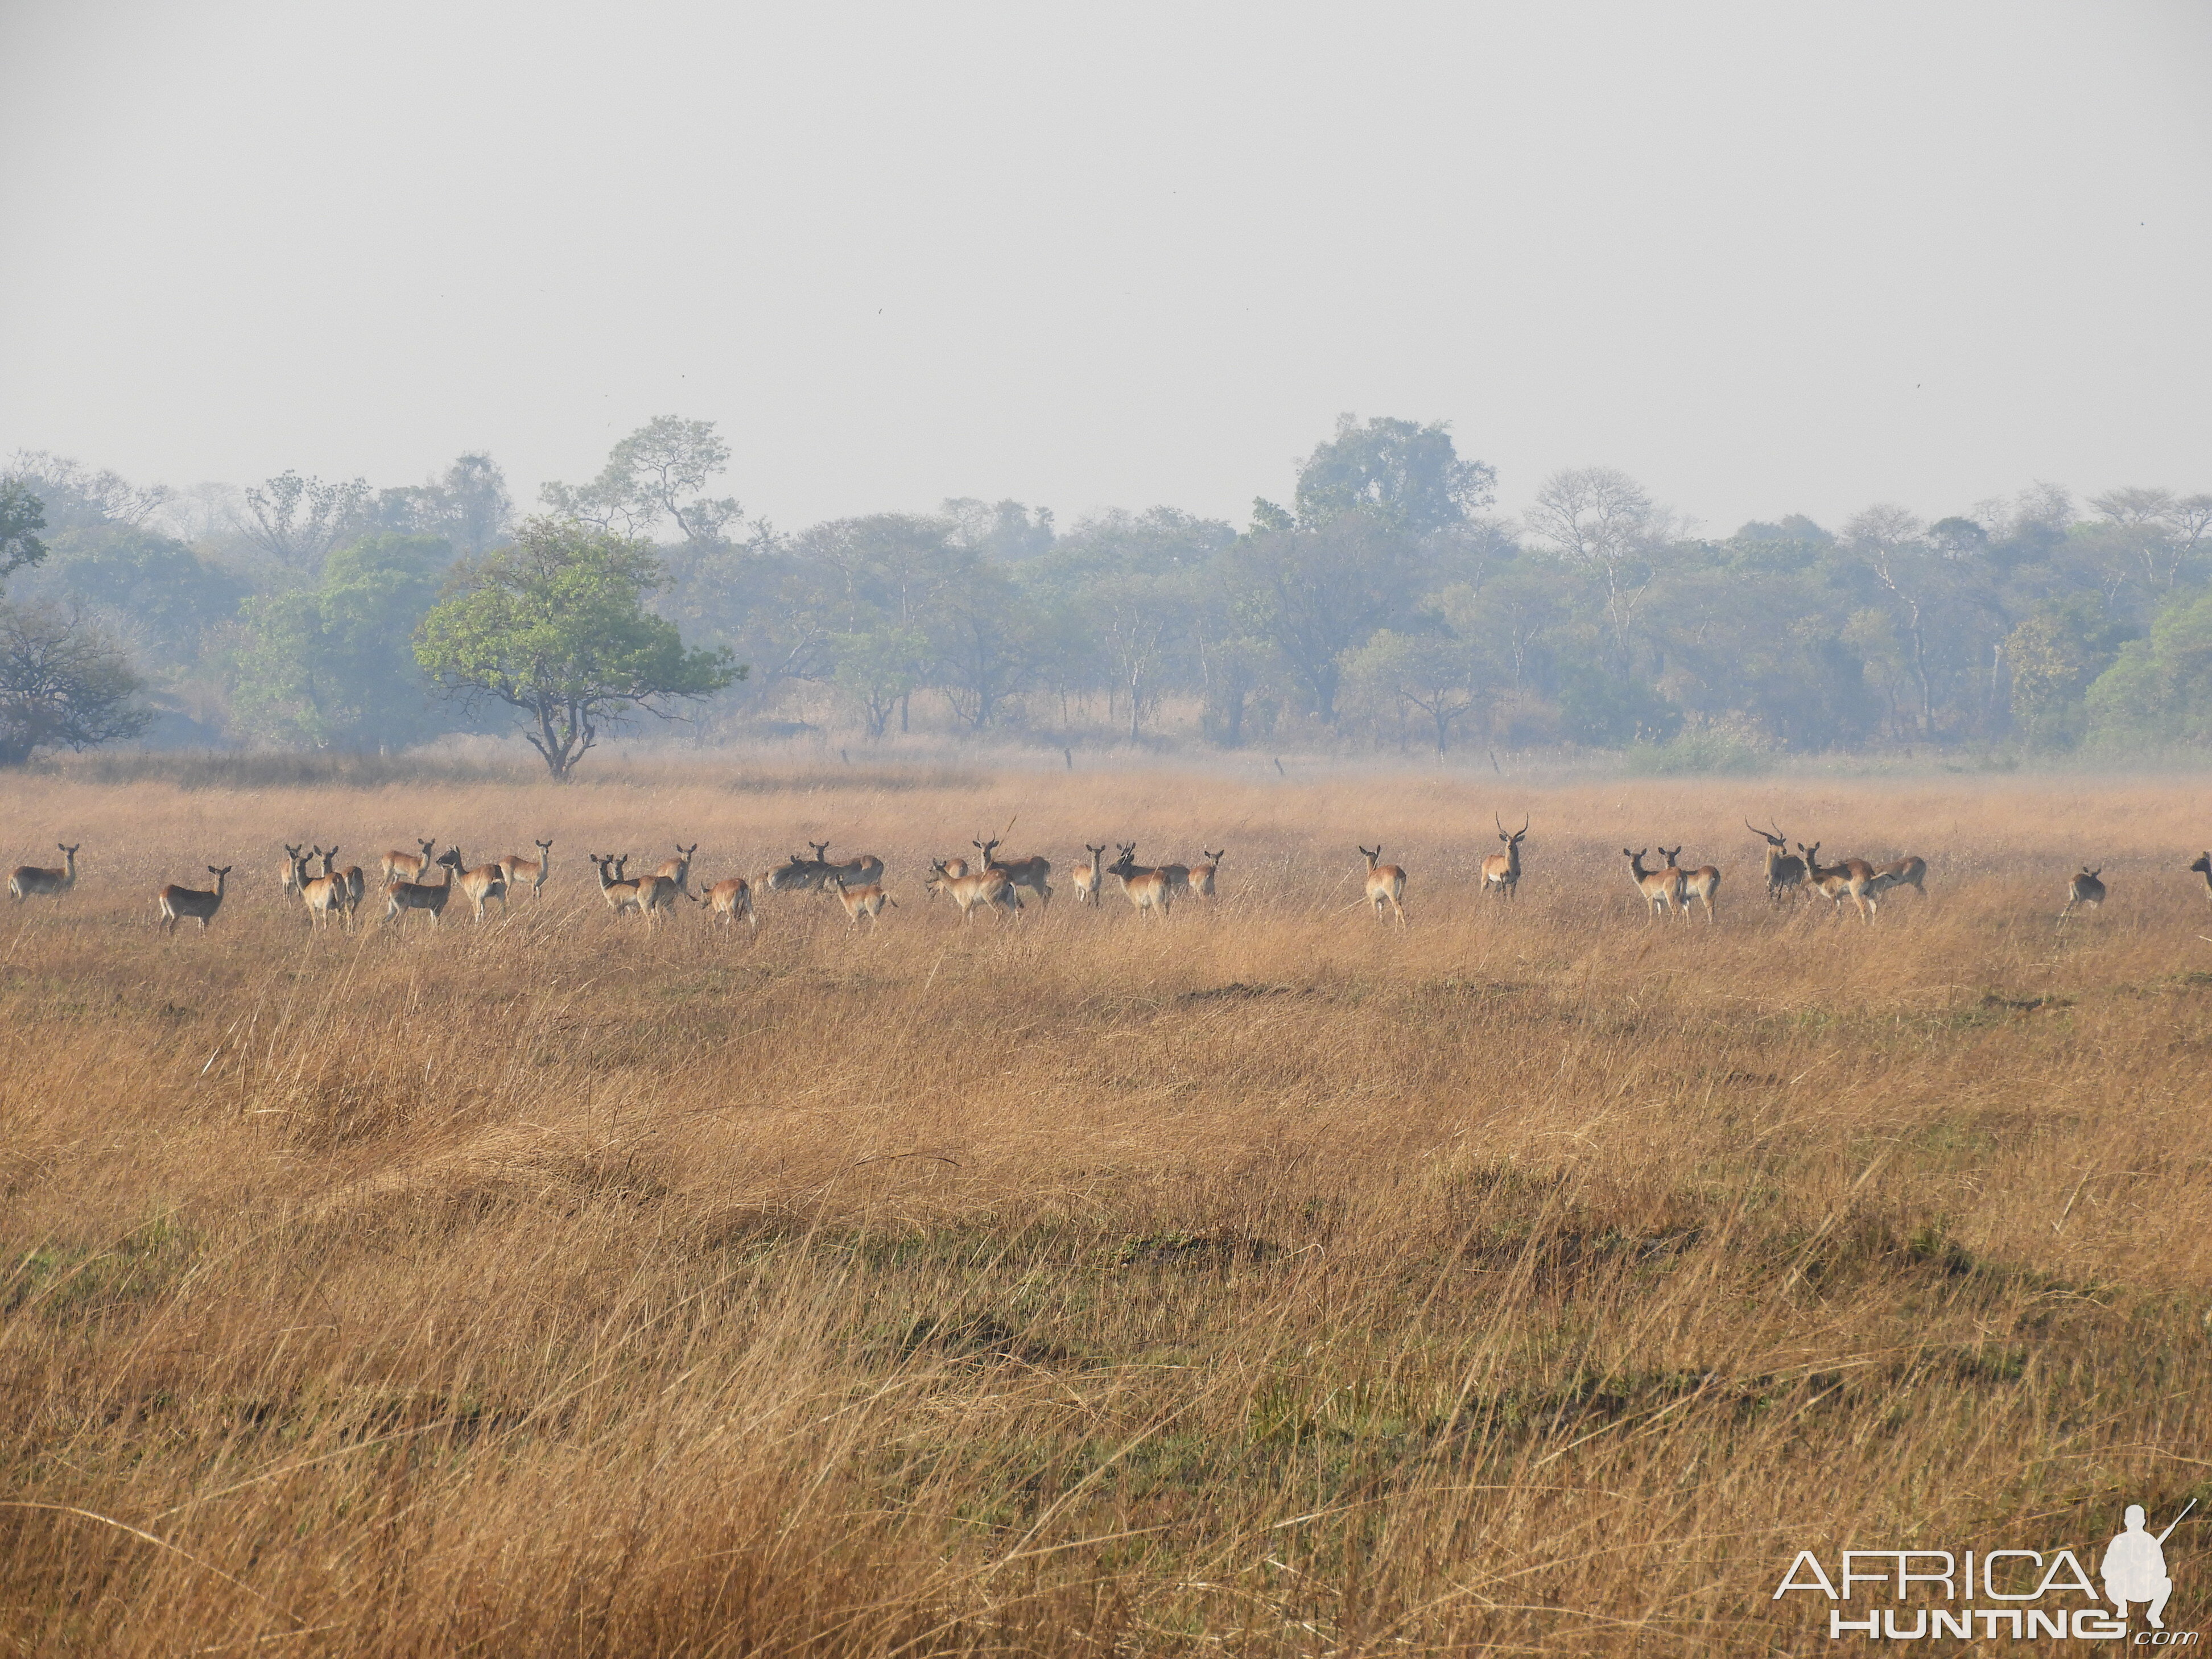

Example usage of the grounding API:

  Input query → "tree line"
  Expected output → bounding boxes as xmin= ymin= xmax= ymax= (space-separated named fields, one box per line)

xmin=3 ymin=416 xmax=2209 ymax=775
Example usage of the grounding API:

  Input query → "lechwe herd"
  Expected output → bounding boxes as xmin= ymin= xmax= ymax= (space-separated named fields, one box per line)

xmin=20 ymin=810 xmax=2209 ymax=939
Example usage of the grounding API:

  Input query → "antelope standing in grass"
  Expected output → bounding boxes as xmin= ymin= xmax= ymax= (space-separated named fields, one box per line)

xmin=381 ymin=838 xmax=436 ymax=886
xmin=1868 ymin=853 xmax=1927 ymax=898
xmin=498 ymin=840 xmax=554 ymax=899
xmin=158 ymin=865 xmax=232 ymax=933
xmin=1108 ymin=844 xmax=1175 ymax=921
xmin=1358 ymin=845 xmax=1406 ymax=926
xmin=922 ymin=856 xmax=971 ymax=903
xmin=2192 ymin=852 xmax=2211 ymax=903
xmin=1624 ymin=849 xmax=1680 ymax=921
xmin=811 ymin=842 xmax=886 ymax=891
xmin=692 ymin=874 xmax=757 ymax=930
xmin=279 ymin=842 xmax=306 ymax=901
xmin=1069 ymin=845 xmax=1107 ymax=907
xmin=340 ymin=860 xmax=365 ymax=919
xmin=973 ymin=838 xmax=1052 ymax=907
xmin=828 ymin=874 xmax=896 ymax=927
xmin=383 ymin=849 xmax=457 ymax=928
xmin=9 ymin=843 xmax=80 ymax=901
xmin=444 ymin=847 xmax=509 ymax=922
xmin=2062 ymin=866 xmax=2106 ymax=920
xmin=1481 ymin=816 xmax=1527 ymax=900
xmin=1190 ymin=849 xmax=1224 ymax=899
xmin=1799 ymin=842 xmax=1879 ymax=923
xmin=1747 ymin=821 xmax=1807 ymax=904
xmin=652 ymin=842 xmax=699 ymax=898
xmin=928 ymin=860 xmax=1022 ymax=923
xmin=1660 ymin=846 xmax=1721 ymax=923
xmin=589 ymin=852 xmax=667 ymax=921
xmin=298 ymin=846 xmax=353 ymax=931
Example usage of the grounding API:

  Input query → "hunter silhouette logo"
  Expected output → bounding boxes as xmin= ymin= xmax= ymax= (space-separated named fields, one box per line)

xmin=2106 ymin=1500 xmax=2192 ymax=1632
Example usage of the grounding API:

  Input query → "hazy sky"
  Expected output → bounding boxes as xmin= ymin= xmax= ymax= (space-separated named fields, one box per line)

xmin=2 ymin=2 xmax=2207 ymax=538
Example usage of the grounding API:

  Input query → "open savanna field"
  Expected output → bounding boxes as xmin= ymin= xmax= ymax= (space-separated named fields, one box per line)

xmin=3 ymin=757 xmax=2210 ymax=1655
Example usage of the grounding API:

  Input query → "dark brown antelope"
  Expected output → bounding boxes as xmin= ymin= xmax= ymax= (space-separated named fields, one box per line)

xmin=2062 ymin=866 xmax=2106 ymax=920
xmin=766 ymin=851 xmax=830 ymax=894
xmin=827 ymin=874 xmax=896 ymax=927
xmin=1481 ymin=816 xmax=1528 ymax=899
xmin=158 ymin=865 xmax=232 ymax=933
xmin=692 ymin=874 xmax=756 ymax=930
xmin=928 ymin=859 xmax=1022 ymax=923
xmin=1359 ymin=845 xmax=1407 ymax=926
xmin=2192 ymin=852 xmax=2211 ymax=903
xmin=1746 ymin=820 xmax=1807 ymax=903
xmin=811 ymin=841 xmax=886 ymax=891
xmin=498 ymin=839 xmax=554 ymax=899
xmin=1109 ymin=844 xmax=1175 ymax=921
xmin=9 ymin=843 xmax=80 ymax=901
xmin=383 ymin=849 xmax=458 ymax=928
xmin=1799 ymin=842 xmax=1879 ymax=924
xmin=974 ymin=838 xmax=1052 ymax=907
xmin=652 ymin=842 xmax=699 ymax=898
xmin=1660 ymin=846 xmax=1721 ymax=923
xmin=381 ymin=837 xmax=437 ymax=887
xmin=1624 ymin=848 xmax=1680 ymax=921
xmin=1069 ymin=844 xmax=1107 ymax=907
xmin=1190 ymin=849 xmax=1224 ymax=899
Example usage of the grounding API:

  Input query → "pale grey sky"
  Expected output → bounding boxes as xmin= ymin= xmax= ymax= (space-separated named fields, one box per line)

xmin=2 ymin=1 xmax=2206 ymax=537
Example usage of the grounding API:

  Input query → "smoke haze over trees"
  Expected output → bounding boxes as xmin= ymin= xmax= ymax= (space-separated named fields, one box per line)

xmin=5 ymin=418 xmax=2211 ymax=768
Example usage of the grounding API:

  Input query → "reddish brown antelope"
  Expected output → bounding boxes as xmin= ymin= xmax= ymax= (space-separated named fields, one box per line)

xmin=1481 ymin=816 xmax=1528 ymax=900
xmin=692 ymin=874 xmax=757 ymax=930
xmin=157 ymin=865 xmax=232 ymax=934
xmin=928 ymin=860 xmax=1022 ymax=923
xmin=1799 ymin=842 xmax=1879 ymax=924
xmin=652 ymin=842 xmax=699 ymax=898
xmin=383 ymin=849 xmax=458 ymax=928
xmin=381 ymin=837 xmax=437 ymax=886
xmin=1069 ymin=845 xmax=1107 ymax=907
xmin=1867 ymin=854 xmax=1927 ymax=898
xmin=1746 ymin=821 xmax=1807 ymax=903
xmin=1660 ymin=846 xmax=1721 ymax=923
xmin=1624 ymin=848 xmax=1681 ymax=921
xmin=2062 ymin=866 xmax=2106 ymax=920
xmin=973 ymin=838 xmax=1053 ymax=907
xmin=827 ymin=874 xmax=897 ymax=927
xmin=1109 ymin=844 xmax=1175 ymax=921
xmin=278 ymin=841 xmax=306 ymax=901
xmin=2192 ymin=852 xmax=2211 ymax=902
xmin=298 ymin=845 xmax=353 ymax=931
xmin=589 ymin=852 xmax=669 ymax=921
xmin=445 ymin=848 xmax=509 ymax=921
xmin=498 ymin=840 xmax=554 ymax=899
xmin=1358 ymin=845 xmax=1407 ymax=926
xmin=9 ymin=843 xmax=80 ymax=901
xmin=811 ymin=842 xmax=886 ymax=890
xmin=1190 ymin=849 xmax=1224 ymax=899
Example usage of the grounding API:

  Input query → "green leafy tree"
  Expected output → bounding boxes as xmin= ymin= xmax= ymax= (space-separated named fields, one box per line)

xmin=2086 ymin=588 xmax=2212 ymax=745
xmin=541 ymin=417 xmax=740 ymax=544
xmin=1 ymin=479 xmax=47 ymax=581
xmin=1294 ymin=415 xmax=1495 ymax=536
xmin=1222 ymin=513 xmax=1416 ymax=722
xmin=1342 ymin=628 xmax=1487 ymax=754
xmin=2005 ymin=595 xmax=2126 ymax=748
xmin=0 ymin=600 xmax=152 ymax=765
xmin=414 ymin=519 xmax=740 ymax=777
xmin=829 ymin=625 xmax=926 ymax=740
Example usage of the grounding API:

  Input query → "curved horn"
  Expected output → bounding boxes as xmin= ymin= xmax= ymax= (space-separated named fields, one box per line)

xmin=1518 ymin=816 xmax=1529 ymax=836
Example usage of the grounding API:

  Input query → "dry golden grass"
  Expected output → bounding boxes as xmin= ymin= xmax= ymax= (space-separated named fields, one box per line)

xmin=3 ymin=758 xmax=2210 ymax=1654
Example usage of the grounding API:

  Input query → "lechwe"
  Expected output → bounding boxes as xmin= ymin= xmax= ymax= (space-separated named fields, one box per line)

xmin=691 ymin=874 xmax=756 ymax=930
xmin=447 ymin=848 xmax=510 ymax=922
xmin=9 ymin=843 xmax=80 ymax=901
xmin=1107 ymin=844 xmax=1175 ymax=921
xmin=1745 ymin=820 xmax=1808 ymax=904
xmin=810 ymin=841 xmax=886 ymax=891
xmin=1481 ymin=816 xmax=1528 ymax=900
xmin=589 ymin=853 xmax=674 ymax=922
xmin=652 ymin=842 xmax=700 ymax=899
xmin=1624 ymin=848 xmax=1681 ymax=922
xmin=278 ymin=842 xmax=307 ymax=901
xmin=298 ymin=846 xmax=353 ymax=931
xmin=498 ymin=840 xmax=555 ymax=899
xmin=973 ymin=837 xmax=1052 ymax=907
xmin=381 ymin=837 xmax=437 ymax=887
xmin=928 ymin=859 xmax=1021 ymax=923
xmin=1189 ymin=849 xmax=1224 ymax=900
xmin=1068 ymin=845 xmax=1107 ymax=907
xmin=1358 ymin=844 xmax=1406 ymax=926
xmin=827 ymin=874 xmax=897 ymax=928
xmin=1867 ymin=853 xmax=1928 ymax=899
xmin=2192 ymin=852 xmax=2211 ymax=903
xmin=1660 ymin=846 xmax=1722 ymax=923
xmin=1798 ymin=842 xmax=1879 ymax=924
xmin=2062 ymin=866 xmax=2107 ymax=921
xmin=766 ymin=851 xmax=830 ymax=894
xmin=383 ymin=848 xmax=458 ymax=928
xmin=157 ymin=865 xmax=233 ymax=934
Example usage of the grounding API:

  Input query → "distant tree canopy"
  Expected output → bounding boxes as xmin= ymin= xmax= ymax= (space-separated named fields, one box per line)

xmin=414 ymin=519 xmax=740 ymax=778
xmin=0 ymin=601 xmax=151 ymax=766
xmin=7 ymin=420 xmax=2212 ymax=763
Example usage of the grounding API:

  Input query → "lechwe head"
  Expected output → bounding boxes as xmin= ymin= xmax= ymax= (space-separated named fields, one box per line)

xmin=1745 ymin=820 xmax=1807 ymax=903
xmin=9 ymin=842 xmax=81 ymax=901
xmin=157 ymin=865 xmax=232 ymax=934
xmin=1481 ymin=816 xmax=1528 ymax=899
xmin=1358 ymin=844 xmax=1406 ymax=926
xmin=1659 ymin=845 xmax=1721 ymax=923
xmin=1624 ymin=848 xmax=1681 ymax=922
xmin=2189 ymin=852 xmax=2209 ymax=902
xmin=2062 ymin=866 xmax=2106 ymax=920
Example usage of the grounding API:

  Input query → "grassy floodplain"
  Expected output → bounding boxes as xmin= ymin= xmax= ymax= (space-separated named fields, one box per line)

xmin=2 ymin=754 xmax=2209 ymax=1654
